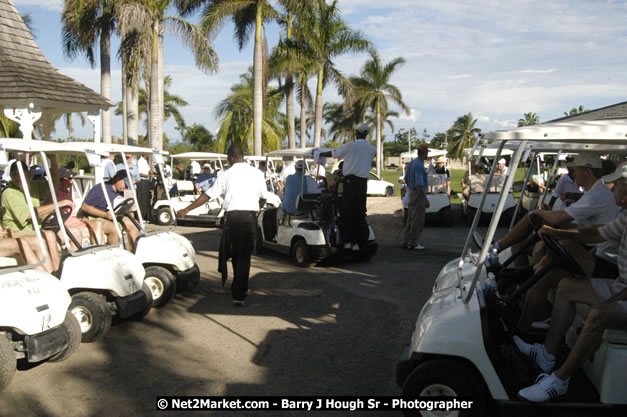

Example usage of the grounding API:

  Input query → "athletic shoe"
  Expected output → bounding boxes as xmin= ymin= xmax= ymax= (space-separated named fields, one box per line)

xmin=412 ymin=244 xmax=425 ymax=250
xmin=352 ymin=243 xmax=360 ymax=251
xmin=343 ymin=242 xmax=352 ymax=249
xmin=233 ymin=299 xmax=245 ymax=307
xmin=531 ymin=317 xmax=551 ymax=330
xmin=513 ymin=335 xmax=555 ymax=373
xmin=518 ymin=372 xmax=568 ymax=402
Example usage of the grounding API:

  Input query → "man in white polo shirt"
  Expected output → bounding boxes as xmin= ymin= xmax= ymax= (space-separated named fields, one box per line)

xmin=176 ymin=144 xmax=271 ymax=305
xmin=514 ymin=162 xmax=627 ymax=402
xmin=319 ymin=123 xmax=376 ymax=251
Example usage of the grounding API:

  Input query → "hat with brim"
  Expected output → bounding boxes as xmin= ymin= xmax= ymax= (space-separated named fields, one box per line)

xmin=355 ymin=123 xmax=370 ymax=134
xmin=418 ymin=144 xmax=429 ymax=153
xmin=566 ymin=153 xmax=602 ymax=169
xmin=58 ymin=167 xmax=76 ymax=179
xmin=498 ymin=158 xmax=507 ymax=165
xmin=202 ymin=163 xmax=211 ymax=169
xmin=435 ymin=156 xmax=445 ymax=163
xmin=295 ymin=160 xmax=305 ymax=170
xmin=106 ymin=169 xmax=128 ymax=184
xmin=602 ymin=162 xmax=627 ymax=183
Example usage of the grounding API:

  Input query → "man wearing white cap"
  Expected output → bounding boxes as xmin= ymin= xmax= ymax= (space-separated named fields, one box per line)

xmin=194 ymin=163 xmax=216 ymax=193
xmin=496 ymin=158 xmax=508 ymax=176
xmin=319 ymin=123 xmax=376 ymax=251
xmin=514 ymin=162 xmax=627 ymax=402
xmin=488 ymin=152 xmax=620 ymax=266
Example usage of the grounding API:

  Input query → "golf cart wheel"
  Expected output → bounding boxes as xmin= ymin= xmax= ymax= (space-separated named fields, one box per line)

xmin=291 ymin=239 xmax=312 ymax=267
xmin=155 ymin=207 xmax=174 ymax=226
xmin=130 ymin=283 xmax=153 ymax=321
xmin=440 ymin=206 xmax=453 ymax=227
xmin=70 ymin=292 xmax=112 ymax=343
xmin=256 ymin=227 xmax=265 ymax=255
xmin=385 ymin=186 xmax=394 ymax=197
xmin=402 ymin=359 xmax=487 ymax=417
xmin=0 ymin=334 xmax=15 ymax=392
xmin=49 ymin=311 xmax=82 ymax=362
xmin=144 ymin=266 xmax=176 ymax=308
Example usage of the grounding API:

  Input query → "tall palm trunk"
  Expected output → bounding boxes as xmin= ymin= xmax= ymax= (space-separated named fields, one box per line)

xmin=149 ymin=19 xmax=161 ymax=150
xmin=376 ymin=102 xmax=381 ymax=176
xmin=127 ymin=81 xmax=139 ymax=146
xmin=101 ymin=31 xmax=112 ymax=143
xmin=313 ymin=67 xmax=323 ymax=148
xmin=253 ymin=6 xmax=263 ymax=155
xmin=285 ymin=13 xmax=295 ymax=149
xmin=158 ymin=21 xmax=165 ymax=151
xmin=122 ymin=65 xmax=128 ymax=145
xmin=300 ymin=79 xmax=307 ymax=148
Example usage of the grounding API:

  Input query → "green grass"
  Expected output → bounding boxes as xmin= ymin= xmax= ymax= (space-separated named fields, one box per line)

xmin=379 ymin=167 xmax=527 ymax=202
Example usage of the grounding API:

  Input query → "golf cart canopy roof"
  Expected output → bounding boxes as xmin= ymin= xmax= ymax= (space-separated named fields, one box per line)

xmin=171 ymin=152 xmax=227 ymax=160
xmin=265 ymin=147 xmax=334 ymax=158
xmin=245 ymin=155 xmax=281 ymax=161
xmin=482 ymin=120 xmax=627 ymax=143
xmin=68 ymin=142 xmax=168 ymax=156
xmin=480 ymin=141 xmax=627 ymax=154
xmin=0 ymin=138 xmax=108 ymax=156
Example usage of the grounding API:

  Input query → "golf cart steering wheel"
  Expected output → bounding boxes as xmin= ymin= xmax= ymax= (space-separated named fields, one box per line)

xmin=41 ymin=205 xmax=73 ymax=230
xmin=540 ymin=233 xmax=586 ymax=276
xmin=528 ymin=212 xmax=546 ymax=231
xmin=114 ymin=198 xmax=134 ymax=217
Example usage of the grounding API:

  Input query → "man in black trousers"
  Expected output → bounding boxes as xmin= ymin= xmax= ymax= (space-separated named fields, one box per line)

xmin=319 ymin=123 xmax=376 ymax=251
xmin=176 ymin=144 xmax=269 ymax=305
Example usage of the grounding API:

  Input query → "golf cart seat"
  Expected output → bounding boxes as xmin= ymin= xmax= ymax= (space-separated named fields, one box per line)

xmin=175 ymin=180 xmax=195 ymax=194
xmin=428 ymin=174 xmax=448 ymax=193
xmin=470 ymin=174 xmax=487 ymax=193
xmin=296 ymin=193 xmax=321 ymax=212
xmin=0 ymin=256 xmax=20 ymax=267
xmin=572 ymin=303 xmax=627 ymax=345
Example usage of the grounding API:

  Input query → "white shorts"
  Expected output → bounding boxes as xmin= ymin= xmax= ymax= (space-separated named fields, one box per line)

xmin=590 ymin=278 xmax=627 ymax=312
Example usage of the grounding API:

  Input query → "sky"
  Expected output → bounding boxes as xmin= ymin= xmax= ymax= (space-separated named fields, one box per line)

xmin=11 ymin=0 xmax=627 ymax=145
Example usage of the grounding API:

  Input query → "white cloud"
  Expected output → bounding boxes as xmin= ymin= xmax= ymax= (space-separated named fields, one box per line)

xmin=520 ymin=69 xmax=557 ymax=74
xmin=14 ymin=0 xmax=62 ymax=11
xmin=447 ymin=74 xmax=472 ymax=79
xmin=391 ymin=109 xmax=420 ymax=122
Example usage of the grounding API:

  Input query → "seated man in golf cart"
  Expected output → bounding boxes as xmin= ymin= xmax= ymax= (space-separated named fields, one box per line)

xmin=428 ymin=156 xmax=451 ymax=195
xmin=461 ymin=162 xmax=483 ymax=200
xmin=79 ymin=169 xmax=140 ymax=247
xmin=0 ymin=227 xmax=59 ymax=273
xmin=487 ymin=153 xmax=620 ymax=267
xmin=513 ymin=162 xmax=627 ymax=403
xmin=194 ymin=163 xmax=217 ymax=194
xmin=278 ymin=160 xmax=321 ymax=225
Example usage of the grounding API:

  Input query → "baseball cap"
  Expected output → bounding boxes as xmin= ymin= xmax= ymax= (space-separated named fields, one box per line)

xmin=418 ymin=144 xmax=429 ymax=153
xmin=295 ymin=160 xmax=305 ymax=170
xmin=566 ymin=153 xmax=602 ymax=169
xmin=202 ymin=163 xmax=211 ymax=169
xmin=58 ymin=167 xmax=75 ymax=179
xmin=498 ymin=158 xmax=507 ymax=164
xmin=602 ymin=162 xmax=627 ymax=183
xmin=355 ymin=123 xmax=370 ymax=134
xmin=106 ymin=169 xmax=128 ymax=184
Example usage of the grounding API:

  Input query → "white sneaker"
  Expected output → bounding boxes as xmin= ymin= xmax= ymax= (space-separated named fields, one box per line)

xmin=412 ymin=244 xmax=425 ymax=250
xmin=352 ymin=243 xmax=360 ymax=251
xmin=518 ymin=372 xmax=568 ymax=402
xmin=343 ymin=242 xmax=352 ymax=249
xmin=513 ymin=335 xmax=555 ymax=373
xmin=531 ymin=317 xmax=551 ymax=330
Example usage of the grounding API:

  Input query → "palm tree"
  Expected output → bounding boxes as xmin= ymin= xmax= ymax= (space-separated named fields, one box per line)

xmin=0 ymin=115 xmax=20 ymax=138
xmin=349 ymin=49 xmax=409 ymax=176
xmin=214 ymin=68 xmax=286 ymax=154
xmin=180 ymin=123 xmax=215 ymax=152
xmin=518 ymin=112 xmax=540 ymax=127
xmin=563 ymin=105 xmax=589 ymax=117
xmin=62 ymin=0 xmax=116 ymax=143
xmin=323 ymin=101 xmax=362 ymax=143
xmin=449 ymin=113 xmax=481 ymax=161
xmin=299 ymin=0 xmax=370 ymax=148
xmin=118 ymin=1 xmax=218 ymax=150
xmin=115 ymin=75 xmax=188 ymax=133
xmin=64 ymin=112 xmax=87 ymax=138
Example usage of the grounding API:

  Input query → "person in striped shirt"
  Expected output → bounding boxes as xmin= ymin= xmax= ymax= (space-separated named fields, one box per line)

xmin=513 ymin=162 xmax=627 ymax=402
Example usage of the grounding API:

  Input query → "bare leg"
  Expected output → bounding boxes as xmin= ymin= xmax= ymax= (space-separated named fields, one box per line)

xmin=84 ymin=220 xmax=104 ymax=245
xmin=497 ymin=212 xmax=533 ymax=251
xmin=555 ymin=302 xmax=627 ymax=380
xmin=544 ymin=278 xmax=601 ymax=356
xmin=102 ymin=221 xmax=120 ymax=244
xmin=16 ymin=238 xmax=51 ymax=272
xmin=41 ymin=230 xmax=60 ymax=272
xmin=123 ymin=218 xmax=140 ymax=247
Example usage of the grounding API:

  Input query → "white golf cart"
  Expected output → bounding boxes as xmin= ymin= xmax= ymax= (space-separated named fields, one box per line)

xmin=1 ymin=139 xmax=150 ymax=343
xmin=460 ymin=147 xmax=516 ymax=226
xmin=328 ymin=160 xmax=395 ymax=197
xmin=67 ymin=142 xmax=201 ymax=308
xmin=425 ymin=149 xmax=453 ymax=226
xmin=396 ymin=121 xmax=627 ymax=416
xmin=257 ymin=148 xmax=378 ymax=266
xmin=0 ymin=154 xmax=81 ymax=392
xmin=152 ymin=152 xmax=227 ymax=226
xmin=519 ymin=152 xmax=575 ymax=213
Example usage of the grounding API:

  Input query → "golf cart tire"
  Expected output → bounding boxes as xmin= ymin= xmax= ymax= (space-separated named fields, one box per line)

xmin=440 ymin=206 xmax=453 ymax=227
xmin=0 ymin=334 xmax=15 ymax=392
xmin=144 ymin=266 xmax=176 ymax=308
xmin=70 ymin=292 xmax=112 ymax=343
xmin=291 ymin=239 xmax=312 ymax=267
xmin=385 ymin=186 xmax=394 ymax=197
xmin=49 ymin=311 xmax=82 ymax=363
xmin=256 ymin=227 xmax=265 ymax=255
xmin=402 ymin=358 xmax=487 ymax=417
xmin=155 ymin=207 xmax=174 ymax=226
xmin=130 ymin=283 xmax=153 ymax=321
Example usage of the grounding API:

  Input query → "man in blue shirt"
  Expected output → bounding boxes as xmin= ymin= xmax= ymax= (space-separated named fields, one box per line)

xmin=402 ymin=145 xmax=430 ymax=250
xmin=279 ymin=160 xmax=321 ymax=222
